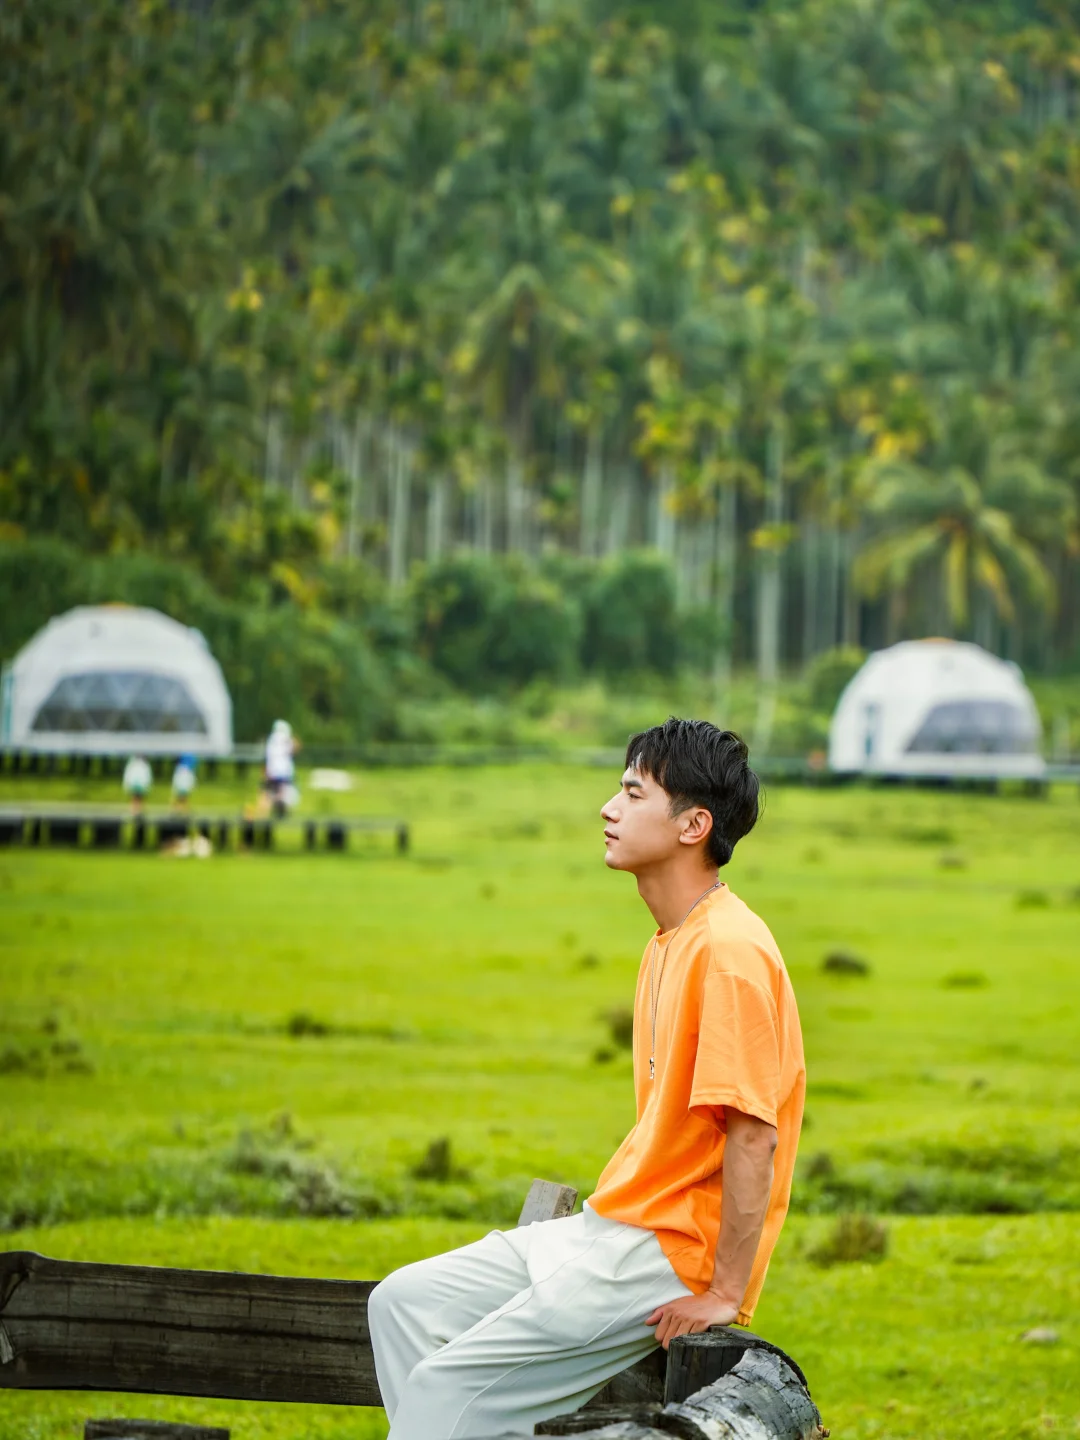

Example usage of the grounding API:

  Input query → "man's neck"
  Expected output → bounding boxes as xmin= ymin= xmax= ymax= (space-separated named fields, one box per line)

xmin=637 ymin=861 xmax=721 ymax=934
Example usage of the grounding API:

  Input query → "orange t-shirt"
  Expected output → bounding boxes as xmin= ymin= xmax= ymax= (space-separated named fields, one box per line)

xmin=588 ymin=884 xmax=805 ymax=1325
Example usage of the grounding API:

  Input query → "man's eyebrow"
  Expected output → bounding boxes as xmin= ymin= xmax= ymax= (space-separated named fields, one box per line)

xmin=622 ymin=775 xmax=644 ymax=790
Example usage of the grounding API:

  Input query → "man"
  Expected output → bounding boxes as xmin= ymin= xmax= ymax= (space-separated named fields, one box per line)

xmin=369 ymin=718 xmax=805 ymax=1439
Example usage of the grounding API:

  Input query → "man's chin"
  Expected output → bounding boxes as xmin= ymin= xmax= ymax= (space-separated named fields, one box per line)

xmin=603 ymin=848 xmax=631 ymax=871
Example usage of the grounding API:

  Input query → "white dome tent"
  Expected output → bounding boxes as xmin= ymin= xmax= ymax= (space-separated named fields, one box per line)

xmin=828 ymin=640 xmax=1044 ymax=778
xmin=1 ymin=605 xmax=233 ymax=755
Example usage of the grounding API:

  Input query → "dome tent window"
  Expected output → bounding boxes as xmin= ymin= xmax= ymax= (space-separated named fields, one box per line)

xmin=1 ymin=605 xmax=232 ymax=755
xmin=32 ymin=672 xmax=208 ymax=736
xmin=905 ymin=700 xmax=1039 ymax=757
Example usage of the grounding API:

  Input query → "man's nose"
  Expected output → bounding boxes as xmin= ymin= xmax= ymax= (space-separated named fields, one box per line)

xmin=600 ymin=796 xmax=618 ymax=821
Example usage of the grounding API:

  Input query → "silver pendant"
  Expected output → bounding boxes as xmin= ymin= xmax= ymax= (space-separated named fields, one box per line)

xmin=649 ymin=1056 xmax=655 ymax=1080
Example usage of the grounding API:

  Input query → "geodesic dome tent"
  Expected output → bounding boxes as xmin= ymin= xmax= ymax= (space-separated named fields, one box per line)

xmin=1 ymin=606 xmax=232 ymax=755
xmin=828 ymin=640 xmax=1044 ymax=778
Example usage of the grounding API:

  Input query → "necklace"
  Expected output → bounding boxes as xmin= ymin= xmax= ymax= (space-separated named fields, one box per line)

xmin=648 ymin=879 xmax=720 ymax=1081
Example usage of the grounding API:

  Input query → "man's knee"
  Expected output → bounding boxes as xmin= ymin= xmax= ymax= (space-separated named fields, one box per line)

xmin=369 ymin=1268 xmax=413 ymax=1333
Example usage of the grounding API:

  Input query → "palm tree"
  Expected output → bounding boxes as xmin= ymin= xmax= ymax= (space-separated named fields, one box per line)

xmin=854 ymin=425 xmax=1074 ymax=641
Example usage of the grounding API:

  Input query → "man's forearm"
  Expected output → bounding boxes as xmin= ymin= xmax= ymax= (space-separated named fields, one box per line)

xmin=708 ymin=1114 xmax=776 ymax=1310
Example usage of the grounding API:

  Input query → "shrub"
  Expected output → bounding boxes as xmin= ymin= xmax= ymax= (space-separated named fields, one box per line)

xmin=412 ymin=554 xmax=580 ymax=692
xmin=0 ymin=537 xmax=88 ymax=659
xmin=580 ymin=551 xmax=679 ymax=679
xmin=602 ymin=1006 xmax=635 ymax=1050
xmin=808 ymin=1212 xmax=888 ymax=1266
xmin=822 ymin=951 xmax=871 ymax=977
xmin=804 ymin=645 xmax=867 ymax=713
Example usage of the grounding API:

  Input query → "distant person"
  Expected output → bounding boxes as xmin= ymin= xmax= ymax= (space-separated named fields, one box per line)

xmin=122 ymin=755 xmax=152 ymax=815
xmin=171 ymin=755 xmax=197 ymax=812
xmin=263 ymin=719 xmax=299 ymax=818
xmin=369 ymin=719 xmax=805 ymax=1440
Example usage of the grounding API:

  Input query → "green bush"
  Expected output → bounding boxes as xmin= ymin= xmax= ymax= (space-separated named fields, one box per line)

xmin=580 ymin=551 xmax=680 ymax=679
xmin=0 ymin=537 xmax=88 ymax=660
xmin=412 ymin=554 xmax=580 ymax=692
xmin=805 ymin=645 xmax=867 ymax=713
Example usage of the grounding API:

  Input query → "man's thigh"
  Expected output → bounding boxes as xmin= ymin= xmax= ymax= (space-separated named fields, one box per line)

xmin=372 ymin=1223 xmax=532 ymax=1343
xmin=389 ymin=1210 xmax=691 ymax=1438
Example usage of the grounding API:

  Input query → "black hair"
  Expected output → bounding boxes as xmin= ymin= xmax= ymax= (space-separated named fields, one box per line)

xmin=625 ymin=717 xmax=761 ymax=868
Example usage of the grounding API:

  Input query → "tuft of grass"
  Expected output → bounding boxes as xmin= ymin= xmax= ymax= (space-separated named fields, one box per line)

xmin=896 ymin=825 xmax=955 ymax=846
xmin=938 ymin=849 xmax=969 ymax=870
xmin=821 ymin=951 xmax=871 ymax=977
xmin=808 ymin=1212 xmax=888 ymax=1266
xmin=1015 ymin=888 xmax=1051 ymax=908
xmin=285 ymin=1011 xmax=332 ymax=1038
xmin=942 ymin=970 xmax=989 ymax=989
xmin=410 ymin=1137 xmax=470 ymax=1184
xmin=602 ymin=1005 xmax=634 ymax=1049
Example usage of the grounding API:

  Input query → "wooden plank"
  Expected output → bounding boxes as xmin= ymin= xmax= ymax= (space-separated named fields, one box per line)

xmin=516 ymin=1180 xmax=577 ymax=1227
xmin=0 ymin=1251 xmax=378 ymax=1406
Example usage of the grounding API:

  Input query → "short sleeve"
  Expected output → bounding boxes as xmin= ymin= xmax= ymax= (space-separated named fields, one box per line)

xmin=689 ymin=969 xmax=781 ymax=1127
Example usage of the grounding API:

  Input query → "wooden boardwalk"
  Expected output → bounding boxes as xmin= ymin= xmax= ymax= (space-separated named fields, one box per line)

xmin=0 ymin=805 xmax=408 ymax=854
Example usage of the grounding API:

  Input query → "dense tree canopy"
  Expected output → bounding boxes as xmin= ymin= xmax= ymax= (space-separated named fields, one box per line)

xmin=2 ymin=0 xmax=1079 ymax=694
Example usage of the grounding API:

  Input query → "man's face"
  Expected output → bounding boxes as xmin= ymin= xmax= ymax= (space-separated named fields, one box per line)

xmin=600 ymin=766 xmax=683 ymax=873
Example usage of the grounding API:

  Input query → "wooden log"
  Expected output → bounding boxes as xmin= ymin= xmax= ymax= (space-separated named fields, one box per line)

xmin=659 ymin=1346 xmax=823 ymax=1440
xmin=663 ymin=1327 xmax=809 ymax=1402
xmin=534 ymin=1345 xmax=822 ymax=1440
xmin=0 ymin=1179 xmax=578 ymax=1407
xmin=583 ymin=1347 xmax=665 ymax=1409
xmin=536 ymin=1402 xmax=663 ymax=1434
xmin=577 ymin=1323 xmax=801 ymax=1417
xmin=85 ymin=1422 xmax=229 ymax=1440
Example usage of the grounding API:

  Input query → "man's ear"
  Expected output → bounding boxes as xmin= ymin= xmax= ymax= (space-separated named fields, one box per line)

xmin=678 ymin=806 xmax=714 ymax=847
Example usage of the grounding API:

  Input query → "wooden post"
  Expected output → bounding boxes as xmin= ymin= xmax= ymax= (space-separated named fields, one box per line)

xmin=516 ymin=1181 xmax=576 ymax=1226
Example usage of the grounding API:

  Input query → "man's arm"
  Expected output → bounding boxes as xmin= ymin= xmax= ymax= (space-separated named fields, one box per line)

xmin=646 ymin=1108 xmax=777 ymax=1349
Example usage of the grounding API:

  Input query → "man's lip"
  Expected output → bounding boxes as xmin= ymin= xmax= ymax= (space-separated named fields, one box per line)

xmin=604 ymin=830 xmax=617 ymax=841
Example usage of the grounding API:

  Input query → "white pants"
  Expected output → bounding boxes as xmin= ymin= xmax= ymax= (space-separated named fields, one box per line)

xmin=368 ymin=1204 xmax=692 ymax=1440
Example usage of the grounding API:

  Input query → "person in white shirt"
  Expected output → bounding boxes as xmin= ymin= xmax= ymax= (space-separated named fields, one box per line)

xmin=122 ymin=755 xmax=152 ymax=815
xmin=263 ymin=720 xmax=299 ymax=817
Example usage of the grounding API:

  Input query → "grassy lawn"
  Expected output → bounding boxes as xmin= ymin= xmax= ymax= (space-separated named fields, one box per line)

xmin=2 ymin=765 xmax=1079 ymax=1438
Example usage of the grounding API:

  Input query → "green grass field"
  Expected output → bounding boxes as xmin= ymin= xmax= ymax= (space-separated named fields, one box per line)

xmin=2 ymin=766 xmax=1079 ymax=1439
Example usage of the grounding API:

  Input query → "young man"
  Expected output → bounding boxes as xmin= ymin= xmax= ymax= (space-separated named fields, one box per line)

xmin=369 ymin=718 xmax=805 ymax=1440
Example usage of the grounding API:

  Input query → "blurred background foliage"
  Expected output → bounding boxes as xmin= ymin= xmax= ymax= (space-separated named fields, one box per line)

xmin=3 ymin=0 xmax=1080 ymax=746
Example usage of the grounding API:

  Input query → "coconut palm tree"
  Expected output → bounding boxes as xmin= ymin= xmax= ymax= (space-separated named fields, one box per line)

xmin=855 ymin=417 xmax=1075 ymax=639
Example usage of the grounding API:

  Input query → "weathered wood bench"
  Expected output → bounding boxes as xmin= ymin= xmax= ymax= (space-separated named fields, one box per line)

xmin=0 ymin=1180 xmax=823 ymax=1439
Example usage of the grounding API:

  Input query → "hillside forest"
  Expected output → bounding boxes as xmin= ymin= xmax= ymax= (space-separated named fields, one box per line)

xmin=3 ymin=0 xmax=1080 ymax=746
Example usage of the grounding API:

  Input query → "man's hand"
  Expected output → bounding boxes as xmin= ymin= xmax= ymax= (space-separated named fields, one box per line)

xmin=645 ymin=1291 xmax=741 ymax=1349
